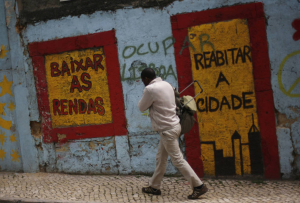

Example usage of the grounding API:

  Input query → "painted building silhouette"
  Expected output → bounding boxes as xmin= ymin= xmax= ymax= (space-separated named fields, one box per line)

xmin=201 ymin=114 xmax=264 ymax=176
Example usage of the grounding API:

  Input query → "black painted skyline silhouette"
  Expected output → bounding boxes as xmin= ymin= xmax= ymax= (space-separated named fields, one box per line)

xmin=201 ymin=114 xmax=264 ymax=176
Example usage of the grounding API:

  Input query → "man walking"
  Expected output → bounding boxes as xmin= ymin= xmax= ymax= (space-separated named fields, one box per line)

xmin=138 ymin=68 xmax=208 ymax=199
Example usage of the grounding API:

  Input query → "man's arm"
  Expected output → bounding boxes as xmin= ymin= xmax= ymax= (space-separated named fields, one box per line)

xmin=138 ymin=88 xmax=154 ymax=112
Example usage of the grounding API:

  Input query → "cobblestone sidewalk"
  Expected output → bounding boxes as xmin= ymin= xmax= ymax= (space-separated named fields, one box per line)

xmin=0 ymin=172 xmax=299 ymax=203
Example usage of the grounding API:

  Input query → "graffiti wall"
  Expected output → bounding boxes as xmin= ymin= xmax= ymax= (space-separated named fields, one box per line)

xmin=0 ymin=71 xmax=21 ymax=170
xmin=269 ymin=11 xmax=300 ymax=178
xmin=189 ymin=19 xmax=263 ymax=176
xmin=0 ymin=0 xmax=299 ymax=178
xmin=113 ymin=9 xmax=181 ymax=174
xmin=0 ymin=0 xmax=21 ymax=171
xmin=171 ymin=3 xmax=283 ymax=178
xmin=116 ymin=9 xmax=178 ymax=136
xmin=45 ymin=48 xmax=112 ymax=128
xmin=28 ymin=31 xmax=127 ymax=143
xmin=0 ymin=0 xmax=39 ymax=172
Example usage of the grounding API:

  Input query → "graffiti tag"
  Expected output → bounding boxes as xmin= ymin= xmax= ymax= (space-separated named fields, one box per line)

xmin=122 ymin=37 xmax=175 ymax=59
xmin=121 ymin=61 xmax=177 ymax=82
xmin=278 ymin=50 xmax=300 ymax=98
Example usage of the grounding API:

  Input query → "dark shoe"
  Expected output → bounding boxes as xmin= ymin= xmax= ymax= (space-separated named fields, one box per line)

xmin=188 ymin=184 xmax=208 ymax=199
xmin=142 ymin=186 xmax=161 ymax=195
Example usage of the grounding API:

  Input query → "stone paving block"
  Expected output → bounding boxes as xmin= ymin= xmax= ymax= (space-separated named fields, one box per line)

xmin=0 ymin=172 xmax=300 ymax=202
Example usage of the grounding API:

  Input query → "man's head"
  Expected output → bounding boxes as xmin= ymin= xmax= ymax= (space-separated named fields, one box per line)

xmin=141 ymin=68 xmax=156 ymax=86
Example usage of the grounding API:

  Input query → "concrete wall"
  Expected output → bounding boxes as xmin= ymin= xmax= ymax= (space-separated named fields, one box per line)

xmin=0 ymin=0 xmax=38 ymax=172
xmin=0 ymin=0 xmax=299 ymax=179
xmin=268 ymin=9 xmax=300 ymax=178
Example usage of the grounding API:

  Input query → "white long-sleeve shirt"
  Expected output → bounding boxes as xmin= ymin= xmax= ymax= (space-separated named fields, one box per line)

xmin=138 ymin=77 xmax=180 ymax=132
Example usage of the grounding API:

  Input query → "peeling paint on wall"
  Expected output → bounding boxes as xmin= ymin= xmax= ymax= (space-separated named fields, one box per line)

xmin=55 ymin=137 xmax=118 ymax=174
xmin=30 ymin=121 xmax=42 ymax=139
xmin=0 ymin=0 xmax=23 ymax=171
xmin=129 ymin=134 xmax=179 ymax=175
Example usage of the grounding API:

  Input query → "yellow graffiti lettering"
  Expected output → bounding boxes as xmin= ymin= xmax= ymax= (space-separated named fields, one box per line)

xmin=278 ymin=50 xmax=300 ymax=98
xmin=189 ymin=19 xmax=262 ymax=176
xmin=45 ymin=47 xmax=112 ymax=128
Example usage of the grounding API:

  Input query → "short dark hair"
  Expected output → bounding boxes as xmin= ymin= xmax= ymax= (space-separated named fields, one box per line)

xmin=141 ymin=68 xmax=156 ymax=79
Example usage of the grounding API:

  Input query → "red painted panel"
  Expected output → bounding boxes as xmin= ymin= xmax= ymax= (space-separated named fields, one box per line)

xmin=254 ymin=78 xmax=272 ymax=92
xmin=292 ymin=19 xmax=300 ymax=41
xmin=32 ymin=56 xmax=54 ymax=143
xmin=255 ymin=91 xmax=280 ymax=179
xmin=248 ymin=18 xmax=271 ymax=79
xmin=171 ymin=16 xmax=179 ymax=30
xmin=175 ymin=3 xmax=257 ymax=29
xmin=51 ymin=123 xmax=115 ymax=142
xmin=249 ymin=16 xmax=280 ymax=179
xmin=255 ymin=2 xmax=265 ymax=18
xmin=173 ymin=26 xmax=204 ymax=177
xmin=171 ymin=2 xmax=280 ymax=179
xmin=29 ymin=30 xmax=127 ymax=143
xmin=105 ymin=44 xmax=127 ymax=135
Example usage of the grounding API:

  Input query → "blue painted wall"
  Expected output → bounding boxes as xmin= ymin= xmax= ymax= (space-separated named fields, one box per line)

xmin=0 ymin=0 xmax=38 ymax=172
xmin=0 ymin=0 xmax=299 ymax=178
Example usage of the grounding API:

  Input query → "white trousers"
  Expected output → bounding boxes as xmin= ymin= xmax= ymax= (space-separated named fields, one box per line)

xmin=149 ymin=124 xmax=203 ymax=189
